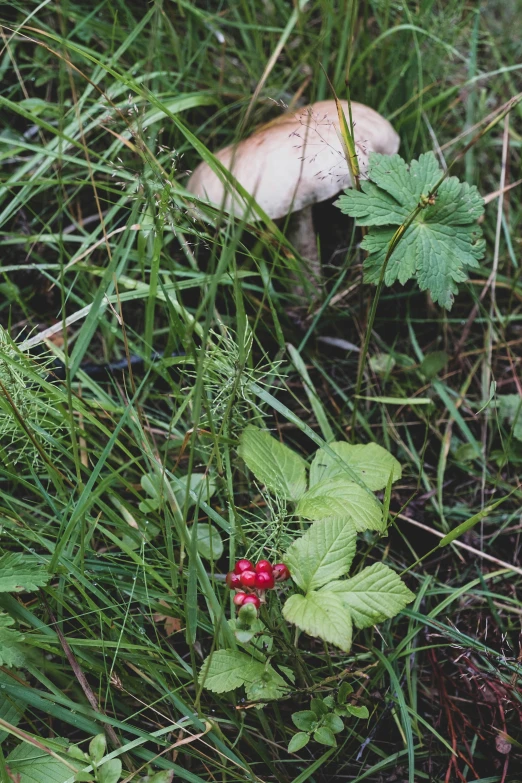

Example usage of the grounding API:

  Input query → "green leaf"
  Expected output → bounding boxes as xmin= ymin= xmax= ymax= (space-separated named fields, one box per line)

xmin=292 ymin=711 xmax=317 ymax=731
xmin=0 ymin=553 xmax=49 ymax=592
xmin=310 ymin=698 xmax=329 ymax=718
xmin=335 ymin=152 xmax=485 ymax=309
xmin=88 ymin=735 xmax=106 ymax=764
xmin=6 ymin=742 xmax=82 ymax=783
xmin=313 ymin=726 xmax=337 ymax=747
xmin=369 ymin=353 xmax=396 ymax=376
xmin=323 ymin=713 xmax=344 ymax=734
xmin=244 ymin=667 xmax=289 ymax=702
xmin=284 ymin=518 xmax=356 ymax=591
xmin=0 ymin=671 xmax=23 ymax=743
xmin=345 ymin=705 xmax=369 ymax=719
xmin=310 ymin=442 xmax=401 ymax=492
xmin=199 ymin=650 xmax=259 ymax=693
xmin=288 ymin=732 xmax=310 ymax=753
xmin=296 ymin=478 xmax=383 ymax=532
xmin=97 ymin=759 xmax=122 ymax=783
xmin=321 ymin=563 xmax=414 ymax=628
xmin=199 ymin=650 xmax=289 ymax=699
xmin=195 ymin=524 xmax=223 ymax=560
xmin=497 ymin=395 xmax=522 ymax=441
xmin=238 ymin=425 xmax=307 ymax=501
xmin=148 ymin=773 xmax=175 ymax=783
xmin=283 ymin=592 xmax=352 ymax=651
xmin=0 ymin=614 xmax=26 ymax=667
xmin=337 ymin=682 xmax=353 ymax=703
xmin=173 ymin=472 xmax=217 ymax=509
xmin=419 ymin=351 xmax=449 ymax=379
xmin=74 ymin=774 xmax=94 ymax=782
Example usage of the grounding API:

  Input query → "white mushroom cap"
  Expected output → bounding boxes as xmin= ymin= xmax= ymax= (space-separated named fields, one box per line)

xmin=186 ymin=100 xmax=400 ymax=221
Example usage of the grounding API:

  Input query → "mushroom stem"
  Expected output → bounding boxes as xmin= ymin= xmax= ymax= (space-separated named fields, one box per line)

xmin=287 ymin=205 xmax=321 ymax=298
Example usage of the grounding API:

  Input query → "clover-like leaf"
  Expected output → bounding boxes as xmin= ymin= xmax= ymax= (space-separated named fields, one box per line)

xmin=238 ymin=425 xmax=307 ymax=501
xmin=296 ymin=478 xmax=383 ymax=532
xmin=284 ymin=518 xmax=357 ymax=591
xmin=310 ymin=442 xmax=401 ymax=491
xmin=321 ymin=562 xmax=414 ymax=628
xmin=336 ymin=152 xmax=485 ymax=309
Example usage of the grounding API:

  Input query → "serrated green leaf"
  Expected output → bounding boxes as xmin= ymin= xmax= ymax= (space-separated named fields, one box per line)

xmin=244 ymin=667 xmax=289 ymax=702
xmin=288 ymin=732 xmax=310 ymax=753
xmin=97 ymin=759 xmax=122 ymax=783
xmin=323 ymin=695 xmax=335 ymax=709
xmin=0 ymin=553 xmax=49 ymax=592
xmin=283 ymin=592 xmax=352 ymax=651
xmin=313 ymin=726 xmax=337 ymax=747
xmin=292 ymin=711 xmax=317 ymax=731
xmin=199 ymin=650 xmax=260 ymax=693
xmin=323 ymin=713 xmax=344 ymax=734
xmin=238 ymin=425 xmax=307 ymax=501
xmin=199 ymin=650 xmax=289 ymax=700
xmin=336 ymin=152 xmax=485 ymax=310
xmin=0 ymin=614 xmax=26 ymax=667
xmin=6 ymin=742 xmax=82 ymax=783
xmin=310 ymin=442 xmax=401 ymax=491
xmin=284 ymin=518 xmax=356 ymax=591
xmin=194 ymin=524 xmax=223 ymax=560
xmin=296 ymin=478 xmax=383 ymax=532
xmin=321 ymin=563 xmax=414 ymax=628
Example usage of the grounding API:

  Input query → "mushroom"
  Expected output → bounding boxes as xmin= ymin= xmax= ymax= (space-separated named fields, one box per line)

xmin=187 ymin=100 xmax=400 ymax=291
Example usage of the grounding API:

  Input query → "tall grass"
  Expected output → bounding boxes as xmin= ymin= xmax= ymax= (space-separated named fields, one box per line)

xmin=0 ymin=0 xmax=521 ymax=780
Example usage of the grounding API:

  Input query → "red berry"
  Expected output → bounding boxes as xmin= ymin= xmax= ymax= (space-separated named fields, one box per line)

xmin=234 ymin=559 xmax=253 ymax=575
xmin=273 ymin=563 xmax=290 ymax=582
xmin=240 ymin=570 xmax=257 ymax=588
xmin=242 ymin=594 xmax=260 ymax=610
xmin=226 ymin=572 xmax=242 ymax=589
xmin=255 ymin=570 xmax=275 ymax=590
xmin=255 ymin=560 xmax=273 ymax=574
xmin=233 ymin=592 xmax=247 ymax=606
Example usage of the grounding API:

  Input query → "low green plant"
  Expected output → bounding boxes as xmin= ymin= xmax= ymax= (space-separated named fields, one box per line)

xmin=288 ymin=684 xmax=369 ymax=752
xmin=199 ymin=426 xmax=414 ymax=700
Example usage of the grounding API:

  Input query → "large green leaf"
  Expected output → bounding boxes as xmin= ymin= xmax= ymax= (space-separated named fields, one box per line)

xmin=321 ymin=563 xmax=414 ymax=628
xmin=0 ymin=553 xmax=49 ymax=592
xmin=199 ymin=649 xmax=290 ymax=699
xmin=284 ymin=518 xmax=357 ymax=591
xmin=336 ymin=152 xmax=485 ymax=309
xmin=283 ymin=592 xmax=352 ymax=651
xmin=238 ymin=425 xmax=307 ymax=501
xmin=296 ymin=478 xmax=383 ymax=532
xmin=6 ymin=742 xmax=82 ymax=783
xmin=310 ymin=442 xmax=401 ymax=491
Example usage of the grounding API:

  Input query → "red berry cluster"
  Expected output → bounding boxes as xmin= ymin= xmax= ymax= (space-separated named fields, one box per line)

xmin=226 ymin=559 xmax=290 ymax=611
